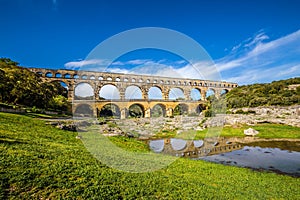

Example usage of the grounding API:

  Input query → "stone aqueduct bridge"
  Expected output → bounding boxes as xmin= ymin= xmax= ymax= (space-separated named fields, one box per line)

xmin=28 ymin=68 xmax=238 ymax=118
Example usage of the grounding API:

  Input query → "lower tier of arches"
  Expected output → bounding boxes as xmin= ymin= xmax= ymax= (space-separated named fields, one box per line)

xmin=73 ymin=100 xmax=207 ymax=119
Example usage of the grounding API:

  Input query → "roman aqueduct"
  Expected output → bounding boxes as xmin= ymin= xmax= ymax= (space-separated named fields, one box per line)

xmin=28 ymin=68 xmax=238 ymax=119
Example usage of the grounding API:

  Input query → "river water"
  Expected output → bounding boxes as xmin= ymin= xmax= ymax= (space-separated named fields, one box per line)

xmin=148 ymin=138 xmax=300 ymax=177
xmin=199 ymin=146 xmax=300 ymax=177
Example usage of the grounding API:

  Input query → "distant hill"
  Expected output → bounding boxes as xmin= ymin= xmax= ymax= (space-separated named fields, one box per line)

xmin=226 ymin=77 xmax=300 ymax=108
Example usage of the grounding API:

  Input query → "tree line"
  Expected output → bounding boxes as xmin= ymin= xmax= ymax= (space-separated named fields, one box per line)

xmin=225 ymin=78 xmax=300 ymax=108
xmin=0 ymin=58 xmax=70 ymax=112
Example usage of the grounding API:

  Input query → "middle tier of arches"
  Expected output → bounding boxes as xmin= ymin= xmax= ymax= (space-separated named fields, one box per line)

xmin=72 ymin=82 xmax=228 ymax=101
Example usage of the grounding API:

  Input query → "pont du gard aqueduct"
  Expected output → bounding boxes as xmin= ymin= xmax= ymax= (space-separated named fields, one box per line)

xmin=28 ymin=68 xmax=238 ymax=119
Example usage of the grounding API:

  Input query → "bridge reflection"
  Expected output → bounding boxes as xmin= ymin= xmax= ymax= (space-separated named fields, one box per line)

xmin=149 ymin=138 xmax=243 ymax=158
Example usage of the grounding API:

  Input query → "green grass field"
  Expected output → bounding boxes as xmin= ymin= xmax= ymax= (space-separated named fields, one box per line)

xmin=154 ymin=122 xmax=300 ymax=140
xmin=0 ymin=112 xmax=299 ymax=199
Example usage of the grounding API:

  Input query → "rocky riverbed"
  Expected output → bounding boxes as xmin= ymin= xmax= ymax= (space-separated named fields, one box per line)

xmin=47 ymin=105 xmax=300 ymax=139
xmin=224 ymin=105 xmax=300 ymax=127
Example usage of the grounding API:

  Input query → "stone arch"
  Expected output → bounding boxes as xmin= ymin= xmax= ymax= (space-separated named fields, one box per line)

xmin=196 ymin=104 xmax=206 ymax=114
xmin=151 ymin=104 xmax=166 ymax=117
xmin=64 ymin=73 xmax=71 ymax=78
xmin=125 ymin=85 xmax=143 ymax=99
xmin=50 ymin=80 xmax=69 ymax=91
xmin=51 ymin=80 xmax=69 ymax=98
xmin=45 ymin=72 xmax=53 ymax=77
xmin=206 ymin=88 xmax=215 ymax=98
xmin=99 ymin=84 xmax=120 ymax=100
xmin=220 ymin=89 xmax=229 ymax=96
xmin=55 ymin=73 xmax=62 ymax=78
xmin=73 ymin=74 xmax=79 ymax=79
xmin=36 ymin=71 xmax=43 ymax=76
xmin=169 ymin=87 xmax=185 ymax=100
xmin=74 ymin=104 xmax=93 ymax=117
xmin=81 ymin=75 xmax=88 ymax=79
xmin=171 ymin=138 xmax=187 ymax=151
xmin=190 ymin=88 xmax=201 ymax=100
xmin=99 ymin=103 xmax=121 ymax=118
xmin=128 ymin=104 xmax=144 ymax=118
xmin=148 ymin=86 xmax=163 ymax=99
xmin=149 ymin=139 xmax=164 ymax=153
xmin=74 ymin=82 xmax=94 ymax=100
xmin=90 ymin=75 xmax=95 ymax=80
xmin=174 ymin=103 xmax=189 ymax=116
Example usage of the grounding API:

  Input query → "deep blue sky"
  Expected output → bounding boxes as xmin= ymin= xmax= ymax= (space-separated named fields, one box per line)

xmin=1 ymin=0 xmax=300 ymax=84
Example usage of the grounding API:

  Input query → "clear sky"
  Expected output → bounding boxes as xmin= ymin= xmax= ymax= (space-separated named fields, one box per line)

xmin=1 ymin=0 xmax=300 ymax=85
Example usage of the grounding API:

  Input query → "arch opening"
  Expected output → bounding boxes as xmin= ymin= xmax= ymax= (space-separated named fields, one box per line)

xmin=206 ymin=88 xmax=215 ymax=98
xmin=74 ymin=104 xmax=93 ymax=117
xmin=74 ymin=83 xmax=94 ymax=100
xmin=171 ymin=138 xmax=187 ymax=151
xmin=55 ymin=73 xmax=62 ymax=78
xmin=50 ymin=80 xmax=69 ymax=98
xmin=148 ymin=86 xmax=163 ymax=99
xmin=81 ymin=75 xmax=88 ymax=79
xmin=128 ymin=104 xmax=144 ymax=118
xmin=99 ymin=84 xmax=120 ymax=100
xmin=45 ymin=72 xmax=53 ymax=78
xmin=64 ymin=73 xmax=71 ymax=79
xmin=196 ymin=104 xmax=206 ymax=114
xmin=151 ymin=104 xmax=166 ymax=117
xmin=99 ymin=103 xmax=121 ymax=118
xmin=174 ymin=103 xmax=189 ymax=116
xmin=221 ymin=89 xmax=229 ymax=96
xmin=125 ymin=85 xmax=143 ymax=99
xmin=191 ymin=88 xmax=201 ymax=101
xmin=169 ymin=88 xmax=185 ymax=100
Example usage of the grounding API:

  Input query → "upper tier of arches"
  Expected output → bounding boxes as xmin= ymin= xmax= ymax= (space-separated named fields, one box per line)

xmin=32 ymin=68 xmax=238 ymax=89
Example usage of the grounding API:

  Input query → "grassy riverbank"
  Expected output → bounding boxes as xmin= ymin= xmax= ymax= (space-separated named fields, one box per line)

xmin=0 ymin=112 xmax=299 ymax=199
xmin=155 ymin=123 xmax=300 ymax=140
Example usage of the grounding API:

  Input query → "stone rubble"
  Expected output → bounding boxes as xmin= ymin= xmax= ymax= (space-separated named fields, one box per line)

xmin=50 ymin=105 xmax=299 ymax=138
xmin=225 ymin=105 xmax=300 ymax=127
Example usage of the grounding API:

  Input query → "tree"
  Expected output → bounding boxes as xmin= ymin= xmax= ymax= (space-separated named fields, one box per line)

xmin=0 ymin=58 xmax=71 ymax=111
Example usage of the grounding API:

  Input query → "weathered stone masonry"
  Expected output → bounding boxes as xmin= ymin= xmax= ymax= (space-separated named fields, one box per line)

xmin=28 ymin=68 xmax=238 ymax=118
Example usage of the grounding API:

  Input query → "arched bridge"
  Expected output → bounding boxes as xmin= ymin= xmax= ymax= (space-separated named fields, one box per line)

xmin=28 ymin=68 xmax=238 ymax=118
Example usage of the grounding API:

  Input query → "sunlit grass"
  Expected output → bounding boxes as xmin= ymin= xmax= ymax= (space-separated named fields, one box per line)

xmin=153 ymin=123 xmax=300 ymax=140
xmin=0 ymin=112 xmax=299 ymax=199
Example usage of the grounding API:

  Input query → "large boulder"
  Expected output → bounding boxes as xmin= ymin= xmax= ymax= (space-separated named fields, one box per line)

xmin=244 ymin=128 xmax=259 ymax=136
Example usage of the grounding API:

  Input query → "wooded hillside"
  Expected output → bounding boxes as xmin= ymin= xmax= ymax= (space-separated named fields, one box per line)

xmin=226 ymin=78 xmax=300 ymax=108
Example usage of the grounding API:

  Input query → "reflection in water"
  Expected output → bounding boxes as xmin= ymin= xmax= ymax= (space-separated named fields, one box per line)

xmin=148 ymin=138 xmax=238 ymax=157
xmin=170 ymin=138 xmax=187 ymax=151
xmin=200 ymin=146 xmax=300 ymax=177
xmin=149 ymin=139 xmax=164 ymax=153
xmin=148 ymin=138 xmax=300 ymax=176
xmin=193 ymin=140 xmax=204 ymax=148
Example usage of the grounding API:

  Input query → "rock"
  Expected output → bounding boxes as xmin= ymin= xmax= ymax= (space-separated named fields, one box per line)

xmin=76 ymin=135 xmax=82 ymax=139
xmin=244 ymin=128 xmax=259 ymax=136
xmin=126 ymin=132 xmax=135 ymax=138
